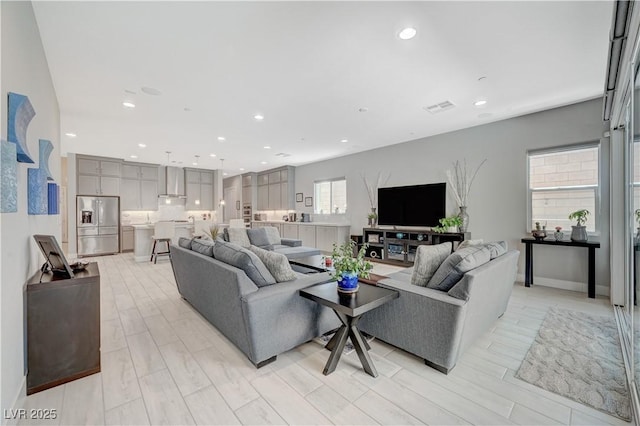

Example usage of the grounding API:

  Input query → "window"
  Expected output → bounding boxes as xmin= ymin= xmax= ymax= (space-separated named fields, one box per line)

xmin=314 ymin=178 xmax=347 ymax=214
xmin=528 ymin=144 xmax=600 ymax=233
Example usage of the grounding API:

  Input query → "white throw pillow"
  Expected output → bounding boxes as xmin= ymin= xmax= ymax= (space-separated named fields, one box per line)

xmin=456 ymin=239 xmax=484 ymax=251
xmin=226 ymin=227 xmax=251 ymax=248
xmin=410 ymin=242 xmax=452 ymax=287
xmin=263 ymin=226 xmax=282 ymax=245
xmin=249 ymin=245 xmax=297 ymax=282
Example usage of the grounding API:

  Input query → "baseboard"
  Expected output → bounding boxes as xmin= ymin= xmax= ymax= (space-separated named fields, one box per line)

xmin=515 ymin=273 xmax=610 ymax=297
xmin=4 ymin=377 xmax=26 ymax=426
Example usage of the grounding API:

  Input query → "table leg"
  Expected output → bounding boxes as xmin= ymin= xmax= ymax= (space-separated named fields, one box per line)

xmin=323 ymin=325 xmax=349 ymax=376
xmin=525 ymin=242 xmax=533 ymax=287
xmin=325 ymin=328 xmax=341 ymax=351
xmin=588 ymin=247 xmax=596 ymax=299
xmin=349 ymin=323 xmax=378 ymax=377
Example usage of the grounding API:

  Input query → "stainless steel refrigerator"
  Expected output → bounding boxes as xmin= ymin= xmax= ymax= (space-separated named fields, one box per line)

xmin=77 ymin=196 xmax=120 ymax=256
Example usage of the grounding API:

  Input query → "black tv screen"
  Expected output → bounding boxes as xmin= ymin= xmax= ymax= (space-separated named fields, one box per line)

xmin=378 ymin=183 xmax=446 ymax=227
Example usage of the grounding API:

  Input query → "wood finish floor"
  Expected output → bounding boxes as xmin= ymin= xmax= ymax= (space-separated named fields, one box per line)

xmin=15 ymin=253 xmax=630 ymax=425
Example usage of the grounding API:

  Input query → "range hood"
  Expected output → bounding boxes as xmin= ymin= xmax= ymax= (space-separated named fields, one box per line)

xmin=158 ymin=166 xmax=186 ymax=198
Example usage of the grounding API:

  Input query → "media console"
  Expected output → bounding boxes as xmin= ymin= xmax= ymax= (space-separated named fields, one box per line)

xmin=362 ymin=227 xmax=470 ymax=267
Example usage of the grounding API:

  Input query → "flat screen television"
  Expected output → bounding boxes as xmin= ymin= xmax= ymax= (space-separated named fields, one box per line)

xmin=377 ymin=183 xmax=446 ymax=227
xmin=34 ymin=234 xmax=74 ymax=278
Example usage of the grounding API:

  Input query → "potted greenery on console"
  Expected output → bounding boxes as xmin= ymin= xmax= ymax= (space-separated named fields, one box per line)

xmin=330 ymin=240 xmax=373 ymax=294
xmin=433 ymin=216 xmax=463 ymax=233
xmin=568 ymin=209 xmax=590 ymax=242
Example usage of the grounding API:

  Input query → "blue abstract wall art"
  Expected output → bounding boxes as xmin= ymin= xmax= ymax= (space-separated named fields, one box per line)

xmin=39 ymin=139 xmax=54 ymax=181
xmin=28 ymin=168 xmax=47 ymax=215
xmin=7 ymin=92 xmax=35 ymax=163
xmin=1 ymin=140 xmax=18 ymax=213
xmin=48 ymin=183 xmax=59 ymax=215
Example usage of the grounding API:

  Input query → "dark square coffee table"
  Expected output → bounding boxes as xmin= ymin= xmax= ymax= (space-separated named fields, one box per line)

xmin=299 ymin=281 xmax=398 ymax=377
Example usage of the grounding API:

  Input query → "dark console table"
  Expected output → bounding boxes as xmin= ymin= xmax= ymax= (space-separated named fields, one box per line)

xmin=25 ymin=262 xmax=101 ymax=394
xmin=521 ymin=238 xmax=600 ymax=298
xmin=300 ymin=282 xmax=398 ymax=377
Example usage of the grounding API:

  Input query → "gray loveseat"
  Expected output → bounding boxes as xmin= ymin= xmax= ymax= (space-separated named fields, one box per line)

xmin=224 ymin=226 xmax=321 ymax=259
xmin=359 ymin=249 xmax=519 ymax=374
xmin=170 ymin=242 xmax=339 ymax=367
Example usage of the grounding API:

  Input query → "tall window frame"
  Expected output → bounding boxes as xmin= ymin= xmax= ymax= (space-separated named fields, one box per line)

xmin=313 ymin=177 xmax=347 ymax=215
xmin=526 ymin=142 xmax=601 ymax=234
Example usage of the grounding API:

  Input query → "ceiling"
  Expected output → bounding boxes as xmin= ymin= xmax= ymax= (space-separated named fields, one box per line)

xmin=32 ymin=1 xmax=613 ymax=176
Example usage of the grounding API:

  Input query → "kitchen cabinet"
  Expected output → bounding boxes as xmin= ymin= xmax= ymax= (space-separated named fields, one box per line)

xmin=121 ymin=226 xmax=134 ymax=252
xmin=185 ymin=169 xmax=214 ymax=210
xmin=283 ymin=223 xmax=298 ymax=239
xmin=255 ymin=166 xmax=295 ymax=211
xmin=77 ymin=156 xmax=121 ymax=196
xmin=120 ymin=164 xmax=159 ymax=210
xmin=298 ymin=225 xmax=316 ymax=248
xmin=315 ymin=225 xmax=350 ymax=253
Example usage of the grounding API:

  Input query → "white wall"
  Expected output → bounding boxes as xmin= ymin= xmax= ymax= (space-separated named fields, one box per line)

xmin=0 ymin=1 xmax=61 ymax=416
xmin=295 ymin=98 xmax=610 ymax=293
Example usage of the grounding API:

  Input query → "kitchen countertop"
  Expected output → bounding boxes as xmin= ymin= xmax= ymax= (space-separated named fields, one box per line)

xmin=130 ymin=222 xmax=195 ymax=229
xmin=252 ymin=220 xmax=350 ymax=227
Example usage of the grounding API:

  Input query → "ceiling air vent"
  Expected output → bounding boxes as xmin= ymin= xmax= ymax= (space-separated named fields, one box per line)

xmin=275 ymin=152 xmax=291 ymax=157
xmin=423 ymin=100 xmax=456 ymax=114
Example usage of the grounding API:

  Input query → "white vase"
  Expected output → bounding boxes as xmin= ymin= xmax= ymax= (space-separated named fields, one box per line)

xmin=570 ymin=225 xmax=588 ymax=242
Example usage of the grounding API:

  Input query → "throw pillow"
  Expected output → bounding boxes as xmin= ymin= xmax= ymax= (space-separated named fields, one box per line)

xmin=191 ymin=238 xmax=215 ymax=257
xmin=263 ymin=226 xmax=282 ymax=245
xmin=248 ymin=245 xmax=297 ymax=282
xmin=213 ymin=240 xmax=276 ymax=288
xmin=246 ymin=228 xmax=274 ymax=250
xmin=410 ymin=242 xmax=452 ymax=286
xmin=225 ymin=227 xmax=251 ymax=248
xmin=178 ymin=237 xmax=193 ymax=250
xmin=484 ymin=241 xmax=508 ymax=259
xmin=427 ymin=245 xmax=491 ymax=292
xmin=456 ymin=239 xmax=484 ymax=251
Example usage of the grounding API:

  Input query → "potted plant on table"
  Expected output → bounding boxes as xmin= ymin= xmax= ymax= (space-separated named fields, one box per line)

xmin=568 ymin=209 xmax=590 ymax=242
xmin=433 ymin=216 xmax=463 ymax=233
xmin=330 ymin=240 xmax=373 ymax=294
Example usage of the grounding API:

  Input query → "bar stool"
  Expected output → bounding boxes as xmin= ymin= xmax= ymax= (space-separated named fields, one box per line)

xmin=150 ymin=221 xmax=175 ymax=264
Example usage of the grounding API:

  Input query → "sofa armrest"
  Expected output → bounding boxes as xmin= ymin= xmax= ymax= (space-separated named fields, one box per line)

xmin=377 ymin=278 xmax=466 ymax=307
xmin=280 ymin=238 xmax=302 ymax=247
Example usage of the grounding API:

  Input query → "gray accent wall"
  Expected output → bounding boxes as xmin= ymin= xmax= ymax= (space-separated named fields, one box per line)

xmin=1 ymin=1 xmax=62 ymax=417
xmin=295 ymin=98 xmax=610 ymax=294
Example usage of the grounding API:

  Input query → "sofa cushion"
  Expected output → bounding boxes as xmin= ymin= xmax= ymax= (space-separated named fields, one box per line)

xmin=191 ymin=238 xmax=215 ymax=256
xmin=274 ymin=245 xmax=322 ymax=259
xmin=410 ymin=242 xmax=452 ymax=287
xmin=213 ymin=240 xmax=276 ymax=287
xmin=427 ymin=245 xmax=491 ymax=291
xmin=248 ymin=245 xmax=297 ymax=282
xmin=263 ymin=226 xmax=282 ymax=245
xmin=247 ymin=228 xmax=274 ymax=250
xmin=485 ymin=241 xmax=508 ymax=259
xmin=456 ymin=239 xmax=484 ymax=251
xmin=178 ymin=237 xmax=193 ymax=250
xmin=224 ymin=227 xmax=251 ymax=248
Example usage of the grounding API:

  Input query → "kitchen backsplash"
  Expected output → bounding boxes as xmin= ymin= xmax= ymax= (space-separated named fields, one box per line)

xmin=122 ymin=204 xmax=216 ymax=225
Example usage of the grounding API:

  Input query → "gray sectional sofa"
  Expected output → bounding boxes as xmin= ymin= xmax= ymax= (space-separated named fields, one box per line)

xmin=359 ymin=249 xmax=519 ymax=374
xmin=224 ymin=226 xmax=321 ymax=259
xmin=170 ymin=241 xmax=339 ymax=367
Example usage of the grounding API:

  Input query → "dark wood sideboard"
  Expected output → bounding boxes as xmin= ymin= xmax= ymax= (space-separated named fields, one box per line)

xmin=25 ymin=262 xmax=101 ymax=395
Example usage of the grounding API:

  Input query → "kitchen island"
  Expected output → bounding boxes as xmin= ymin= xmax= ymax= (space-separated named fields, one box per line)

xmin=131 ymin=222 xmax=194 ymax=262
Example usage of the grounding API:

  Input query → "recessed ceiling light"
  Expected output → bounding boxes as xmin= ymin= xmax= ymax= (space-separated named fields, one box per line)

xmin=210 ymin=153 xmax=216 ymax=157
xmin=192 ymin=162 xmax=198 ymax=166
xmin=217 ymin=136 xmax=225 ymax=141
xmin=264 ymin=146 xmax=271 ymax=149
xmin=398 ymin=27 xmax=417 ymax=40
xmin=130 ymin=155 xmax=138 ymax=159
xmin=239 ymin=168 xmax=245 ymax=171
xmin=260 ymin=161 xmax=267 ymax=165
xmin=141 ymin=86 xmax=162 ymax=96
xmin=138 ymin=143 xmax=146 ymax=148
xmin=340 ymin=139 xmax=348 ymax=143
xmin=473 ymin=99 xmax=488 ymax=107
xmin=254 ymin=114 xmax=264 ymax=121
xmin=65 ymin=132 xmax=77 ymax=138
xmin=123 ymin=101 xmax=136 ymax=108
xmin=223 ymin=172 xmax=228 ymax=176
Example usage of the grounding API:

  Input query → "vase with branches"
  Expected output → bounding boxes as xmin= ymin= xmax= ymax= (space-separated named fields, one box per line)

xmin=361 ymin=172 xmax=390 ymax=227
xmin=445 ymin=159 xmax=487 ymax=232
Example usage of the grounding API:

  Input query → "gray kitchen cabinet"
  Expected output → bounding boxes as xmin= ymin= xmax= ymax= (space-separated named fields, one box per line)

xmin=77 ymin=159 xmax=100 ymax=175
xmin=121 ymin=226 xmax=134 ymax=252
xmin=257 ymin=185 xmax=268 ymax=210
xmin=119 ymin=163 xmax=159 ymax=210
xmin=242 ymin=186 xmax=252 ymax=205
xmin=315 ymin=225 xmax=350 ymax=253
xmin=185 ymin=169 xmax=214 ymax=210
xmin=298 ymin=225 xmax=316 ymax=248
xmin=283 ymin=223 xmax=298 ymax=239
xmin=255 ymin=166 xmax=295 ymax=211
xmin=77 ymin=156 xmax=122 ymax=195
xmin=99 ymin=160 xmax=121 ymax=176
xmin=268 ymin=184 xmax=281 ymax=210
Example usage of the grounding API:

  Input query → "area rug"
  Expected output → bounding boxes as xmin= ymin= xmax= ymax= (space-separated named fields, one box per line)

xmin=313 ymin=331 xmax=375 ymax=355
xmin=515 ymin=308 xmax=630 ymax=421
